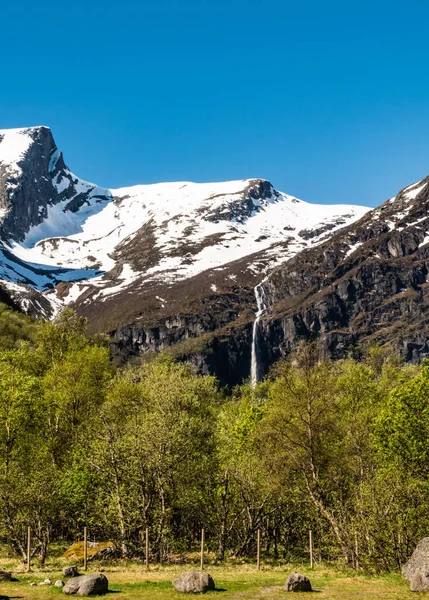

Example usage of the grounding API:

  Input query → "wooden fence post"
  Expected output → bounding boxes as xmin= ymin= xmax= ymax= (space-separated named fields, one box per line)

xmin=257 ymin=529 xmax=261 ymax=571
xmin=145 ymin=528 xmax=149 ymax=570
xmin=309 ymin=530 xmax=314 ymax=569
xmin=355 ymin=531 xmax=359 ymax=570
xmin=27 ymin=527 xmax=31 ymax=572
xmin=200 ymin=528 xmax=205 ymax=571
xmin=83 ymin=526 xmax=88 ymax=571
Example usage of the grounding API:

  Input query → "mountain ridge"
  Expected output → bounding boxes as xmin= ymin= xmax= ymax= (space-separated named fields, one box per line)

xmin=0 ymin=126 xmax=367 ymax=326
xmin=6 ymin=125 xmax=427 ymax=384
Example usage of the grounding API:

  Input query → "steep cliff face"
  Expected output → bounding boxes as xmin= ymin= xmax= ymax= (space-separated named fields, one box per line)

xmin=252 ymin=176 xmax=429 ymax=377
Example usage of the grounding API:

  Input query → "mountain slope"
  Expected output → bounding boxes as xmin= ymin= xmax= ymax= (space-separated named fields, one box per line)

xmin=254 ymin=176 xmax=429 ymax=374
xmin=0 ymin=126 xmax=370 ymax=383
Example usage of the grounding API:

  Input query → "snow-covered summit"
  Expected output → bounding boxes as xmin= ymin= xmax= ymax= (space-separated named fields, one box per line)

xmin=0 ymin=126 xmax=370 ymax=319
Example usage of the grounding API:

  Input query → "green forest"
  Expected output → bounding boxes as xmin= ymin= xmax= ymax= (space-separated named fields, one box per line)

xmin=0 ymin=304 xmax=427 ymax=573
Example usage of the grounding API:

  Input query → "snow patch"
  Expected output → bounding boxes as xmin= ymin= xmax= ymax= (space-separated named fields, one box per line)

xmin=0 ymin=128 xmax=33 ymax=177
xmin=405 ymin=182 xmax=426 ymax=200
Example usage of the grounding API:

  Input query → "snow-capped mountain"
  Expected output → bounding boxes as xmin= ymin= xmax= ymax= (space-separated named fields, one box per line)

xmin=0 ymin=126 xmax=369 ymax=327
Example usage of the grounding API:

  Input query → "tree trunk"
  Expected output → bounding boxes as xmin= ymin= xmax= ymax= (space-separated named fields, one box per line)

xmin=217 ymin=472 xmax=229 ymax=561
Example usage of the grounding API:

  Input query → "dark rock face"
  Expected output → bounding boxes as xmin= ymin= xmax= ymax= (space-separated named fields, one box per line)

xmin=284 ymin=572 xmax=312 ymax=592
xmin=253 ymin=176 xmax=429 ymax=372
xmin=110 ymin=311 xmax=254 ymax=388
xmin=172 ymin=571 xmax=215 ymax=593
xmin=63 ymin=573 xmax=108 ymax=595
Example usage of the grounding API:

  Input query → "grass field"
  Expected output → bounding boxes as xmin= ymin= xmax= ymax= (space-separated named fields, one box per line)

xmin=0 ymin=556 xmax=418 ymax=600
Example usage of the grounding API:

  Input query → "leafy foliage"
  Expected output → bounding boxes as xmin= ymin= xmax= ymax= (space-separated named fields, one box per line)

xmin=0 ymin=306 xmax=428 ymax=571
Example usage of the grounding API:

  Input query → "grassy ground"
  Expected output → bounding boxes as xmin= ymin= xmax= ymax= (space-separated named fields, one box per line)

xmin=0 ymin=555 xmax=418 ymax=599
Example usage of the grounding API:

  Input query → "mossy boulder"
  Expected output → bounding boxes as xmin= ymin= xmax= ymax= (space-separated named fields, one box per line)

xmin=64 ymin=541 xmax=120 ymax=562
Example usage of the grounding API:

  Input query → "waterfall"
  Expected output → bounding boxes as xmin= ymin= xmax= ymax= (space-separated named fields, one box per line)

xmin=250 ymin=280 xmax=268 ymax=386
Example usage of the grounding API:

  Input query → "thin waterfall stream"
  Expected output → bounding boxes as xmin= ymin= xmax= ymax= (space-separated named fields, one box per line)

xmin=250 ymin=280 xmax=268 ymax=386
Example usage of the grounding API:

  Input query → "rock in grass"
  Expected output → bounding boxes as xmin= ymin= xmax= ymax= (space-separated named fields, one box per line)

xmin=284 ymin=572 xmax=312 ymax=592
xmin=63 ymin=566 xmax=80 ymax=578
xmin=172 ymin=571 xmax=215 ymax=593
xmin=55 ymin=580 xmax=65 ymax=587
xmin=403 ymin=537 xmax=429 ymax=581
xmin=63 ymin=573 xmax=108 ymax=595
xmin=0 ymin=571 xmax=12 ymax=581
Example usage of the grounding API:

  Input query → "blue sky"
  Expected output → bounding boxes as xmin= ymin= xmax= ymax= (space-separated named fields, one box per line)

xmin=2 ymin=0 xmax=429 ymax=207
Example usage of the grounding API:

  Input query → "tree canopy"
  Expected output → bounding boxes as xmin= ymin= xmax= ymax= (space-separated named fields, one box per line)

xmin=0 ymin=305 xmax=427 ymax=572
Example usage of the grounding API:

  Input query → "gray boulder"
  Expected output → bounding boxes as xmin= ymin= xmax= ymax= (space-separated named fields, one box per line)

xmin=0 ymin=571 xmax=12 ymax=581
xmin=284 ymin=572 xmax=312 ymax=592
xmin=63 ymin=573 xmax=108 ymax=596
xmin=63 ymin=566 xmax=80 ymax=578
xmin=172 ymin=571 xmax=215 ymax=593
xmin=410 ymin=570 xmax=429 ymax=592
xmin=403 ymin=537 xmax=429 ymax=581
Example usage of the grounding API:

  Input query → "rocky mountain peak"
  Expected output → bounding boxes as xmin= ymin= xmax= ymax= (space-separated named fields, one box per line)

xmin=0 ymin=126 xmax=109 ymax=243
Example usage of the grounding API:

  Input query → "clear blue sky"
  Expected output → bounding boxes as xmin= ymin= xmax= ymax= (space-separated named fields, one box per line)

xmin=2 ymin=0 xmax=429 ymax=207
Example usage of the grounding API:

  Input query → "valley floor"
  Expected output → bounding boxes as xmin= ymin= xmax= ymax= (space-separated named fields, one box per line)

xmin=0 ymin=557 xmax=416 ymax=599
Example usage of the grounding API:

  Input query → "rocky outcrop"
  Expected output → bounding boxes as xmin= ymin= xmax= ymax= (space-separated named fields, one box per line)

xmin=106 ymin=280 xmax=255 ymax=386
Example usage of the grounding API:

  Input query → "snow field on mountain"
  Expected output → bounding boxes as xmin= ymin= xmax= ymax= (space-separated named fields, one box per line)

xmin=10 ymin=180 xmax=368 ymax=297
xmin=0 ymin=126 xmax=370 ymax=312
